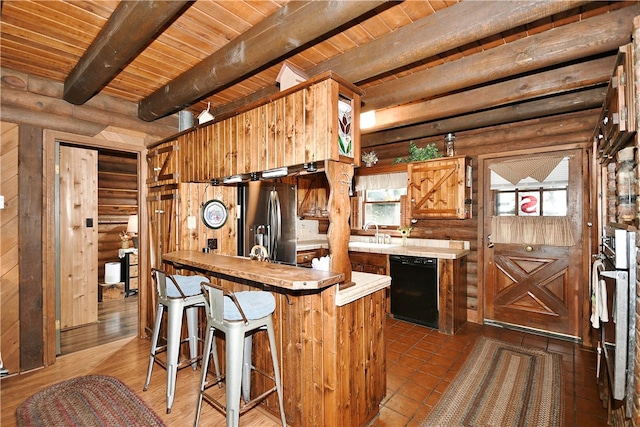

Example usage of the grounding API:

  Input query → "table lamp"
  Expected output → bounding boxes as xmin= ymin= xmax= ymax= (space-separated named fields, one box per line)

xmin=127 ymin=214 xmax=138 ymax=248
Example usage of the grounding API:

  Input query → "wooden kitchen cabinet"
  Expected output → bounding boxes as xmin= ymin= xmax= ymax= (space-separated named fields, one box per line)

xmin=170 ymin=72 xmax=362 ymax=183
xmin=297 ymin=173 xmax=329 ymax=219
xmin=408 ymin=155 xmax=472 ymax=220
xmin=595 ymin=44 xmax=635 ymax=163
xmin=146 ymin=139 xmax=179 ymax=186
xmin=349 ymin=251 xmax=388 ymax=275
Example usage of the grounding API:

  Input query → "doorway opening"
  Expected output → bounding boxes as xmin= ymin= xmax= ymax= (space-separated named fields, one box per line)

xmin=57 ymin=145 xmax=139 ymax=355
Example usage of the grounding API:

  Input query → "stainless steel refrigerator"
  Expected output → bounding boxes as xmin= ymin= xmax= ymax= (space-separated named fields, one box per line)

xmin=239 ymin=180 xmax=297 ymax=265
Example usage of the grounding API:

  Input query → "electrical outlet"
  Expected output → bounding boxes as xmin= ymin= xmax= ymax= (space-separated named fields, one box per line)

xmin=207 ymin=238 xmax=217 ymax=250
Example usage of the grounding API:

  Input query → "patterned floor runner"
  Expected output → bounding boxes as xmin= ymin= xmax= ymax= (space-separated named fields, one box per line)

xmin=421 ymin=336 xmax=563 ymax=427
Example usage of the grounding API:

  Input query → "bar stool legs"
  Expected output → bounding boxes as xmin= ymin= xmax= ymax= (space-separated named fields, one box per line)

xmin=144 ymin=301 xmax=203 ymax=413
xmin=194 ymin=285 xmax=286 ymax=427
xmin=143 ymin=269 xmax=209 ymax=414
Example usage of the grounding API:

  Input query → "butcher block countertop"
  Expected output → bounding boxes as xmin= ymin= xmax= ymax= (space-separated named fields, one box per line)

xmin=163 ymin=250 xmax=344 ymax=290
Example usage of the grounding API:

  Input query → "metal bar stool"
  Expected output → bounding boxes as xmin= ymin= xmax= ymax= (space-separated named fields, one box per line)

xmin=194 ymin=281 xmax=286 ymax=427
xmin=143 ymin=268 xmax=211 ymax=414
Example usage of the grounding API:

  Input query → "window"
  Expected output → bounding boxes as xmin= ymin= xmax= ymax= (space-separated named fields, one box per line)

xmin=495 ymin=188 xmax=567 ymax=216
xmin=355 ymin=172 xmax=408 ymax=227
xmin=491 ymin=156 xmax=569 ymax=217
xmin=363 ymin=187 xmax=406 ymax=226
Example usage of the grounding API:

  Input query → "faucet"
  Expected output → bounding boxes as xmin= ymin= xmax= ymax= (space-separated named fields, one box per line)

xmin=363 ymin=222 xmax=379 ymax=243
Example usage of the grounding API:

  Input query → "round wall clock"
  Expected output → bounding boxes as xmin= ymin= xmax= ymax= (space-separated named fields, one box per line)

xmin=201 ymin=199 xmax=228 ymax=229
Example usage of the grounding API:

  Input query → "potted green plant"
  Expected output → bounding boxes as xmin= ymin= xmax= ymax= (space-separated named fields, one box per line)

xmin=393 ymin=141 xmax=441 ymax=163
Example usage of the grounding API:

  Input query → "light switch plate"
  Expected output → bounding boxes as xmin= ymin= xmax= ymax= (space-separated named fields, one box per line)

xmin=0 ymin=195 xmax=4 ymax=209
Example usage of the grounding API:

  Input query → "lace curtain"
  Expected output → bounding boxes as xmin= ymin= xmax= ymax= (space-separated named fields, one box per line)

xmin=355 ymin=172 xmax=408 ymax=192
xmin=490 ymin=216 xmax=575 ymax=246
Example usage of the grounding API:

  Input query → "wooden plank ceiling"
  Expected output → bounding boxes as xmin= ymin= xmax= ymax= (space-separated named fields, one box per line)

xmin=1 ymin=0 xmax=637 ymax=146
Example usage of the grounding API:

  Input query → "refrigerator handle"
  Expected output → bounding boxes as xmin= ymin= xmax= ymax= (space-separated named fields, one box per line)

xmin=269 ymin=190 xmax=281 ymax=261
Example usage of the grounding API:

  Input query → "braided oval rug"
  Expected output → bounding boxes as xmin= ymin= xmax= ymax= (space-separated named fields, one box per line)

xmin=16 ymin=375 xmax=166 ymax=427
xmin=421 ymin=336 xmax=564 ymax=427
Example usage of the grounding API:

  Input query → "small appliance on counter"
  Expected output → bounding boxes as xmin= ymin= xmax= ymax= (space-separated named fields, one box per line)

xmin=238 ymin=180 xmax=297 ymax=265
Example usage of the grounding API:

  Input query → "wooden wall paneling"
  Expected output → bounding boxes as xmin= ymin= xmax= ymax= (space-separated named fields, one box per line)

xmin=179 ymin=131 xmax=192 ymax=182
xmin=228 ymin=115 xmax=240 ymax=176
xmin=238 ymin=113 xmax=250 ymax=175
xmin=283 ymin=93 xmax=294 ymax=167
xmin=265 ymin=98 xmax=276 ymax=170
xmin=303 ymin=84 xmax=316 ymax=165
xmin=315 ymin=80 xmax=330 ymax=163
xmin=292 ymin=87 xmax=305 ymax=166
xmin=1 ymin=122 xmax=20 ymax=373
xmin=278 ymin=290 xmax=302 ymax=424
xmin=18 ymin=124 xmax=44 ymax=371
xmin=275 ymin=96 xmax=286 ymax=169
xmin=321 ymin=286 xmax=338 ymax=426
xmin=245 ymin=108 xmax=257 ymax=174
xmin=258 ymin=105 xmax=268 ymax=173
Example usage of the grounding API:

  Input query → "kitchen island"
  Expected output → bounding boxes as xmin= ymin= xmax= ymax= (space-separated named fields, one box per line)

xmin=163 ymin=250 xmax=389 ymax=427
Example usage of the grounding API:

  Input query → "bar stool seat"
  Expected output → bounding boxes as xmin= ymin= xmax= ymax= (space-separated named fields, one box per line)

xmin=195 ymin=282 xmax=286 ymax=427
xmin=143 ymin=268 xmax=210 ymax=414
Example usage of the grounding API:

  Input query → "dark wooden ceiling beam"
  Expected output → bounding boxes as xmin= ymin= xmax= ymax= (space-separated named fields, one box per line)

xmin=361 ymin=87 xmax=607 ymax=148
xmin=363 ymin=56 xmax=614 ymax=134
xmin=362 ymin=5 xmax=638 ymax=112
xmin=307 ymin=0 xmax=588 ymax=84
xmin=210 ymin=0 xmax=587 ymax=122
xmin=138 ymin=1 xmax=387 ymax=121
xmin=63 ymin=0 xmax=191 ymax=105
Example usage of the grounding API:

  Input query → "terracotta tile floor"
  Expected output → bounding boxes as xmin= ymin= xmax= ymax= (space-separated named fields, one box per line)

xmin=371 ymin=318 xmax=608 ymax=427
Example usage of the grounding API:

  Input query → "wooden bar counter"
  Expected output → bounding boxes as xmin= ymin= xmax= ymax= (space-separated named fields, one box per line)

xmin=163 ymin=250 xmax=388 ymax=427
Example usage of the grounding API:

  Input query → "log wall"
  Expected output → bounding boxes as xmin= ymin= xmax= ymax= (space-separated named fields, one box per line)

xmin=364 ymin=108 xmax=599 ymax=323
xmin=97 ymin=151 xmax=138 ymax=283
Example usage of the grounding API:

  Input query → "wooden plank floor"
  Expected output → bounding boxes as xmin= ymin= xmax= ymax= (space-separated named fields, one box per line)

xmin=1 ymin=336 xmax=282 ymax=427
xmin=59 ymin=295 xmax=139 ymax=355
xmin=1 ymin=315 xmax=607 ymax=427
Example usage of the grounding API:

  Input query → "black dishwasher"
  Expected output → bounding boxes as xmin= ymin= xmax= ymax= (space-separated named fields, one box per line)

xmin=390 ymin=255 xmax=438 ymax=329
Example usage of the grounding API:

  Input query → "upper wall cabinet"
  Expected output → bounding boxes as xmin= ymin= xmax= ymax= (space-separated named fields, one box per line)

xmin=595 ymin=44 xmax=636 ymax=163
xmin=408 ymin=156 xmax=472 ymax=220
xmin=177 ymin=72 xmax=362 ymax=183
xmin=146 ymin=139 xmax=179 ymax=187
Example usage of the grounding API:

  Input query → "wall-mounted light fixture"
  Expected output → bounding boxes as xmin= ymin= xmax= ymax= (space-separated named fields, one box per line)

xmin=262 ymin=167 xmax=288 ymax=179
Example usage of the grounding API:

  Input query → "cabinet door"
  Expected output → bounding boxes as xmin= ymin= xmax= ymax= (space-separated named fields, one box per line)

xmin=408 ymin=157 xmax=471 ymax=220
xmin=147 ymin=140 xmax=179 ymax=187
xmin=349 ymin=252 xmax=388 ymax=275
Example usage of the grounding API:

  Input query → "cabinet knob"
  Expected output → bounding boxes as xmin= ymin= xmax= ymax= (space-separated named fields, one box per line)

xmin=524 ymin=245 xmax=534 ymax=252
